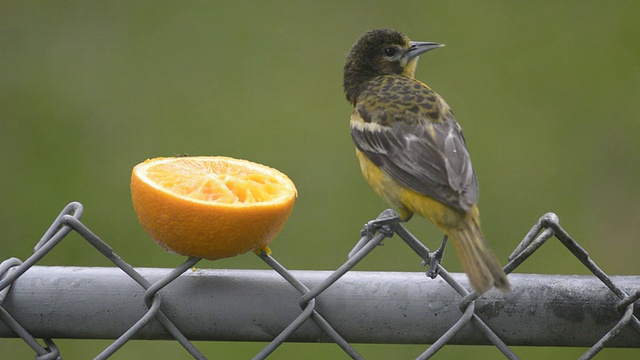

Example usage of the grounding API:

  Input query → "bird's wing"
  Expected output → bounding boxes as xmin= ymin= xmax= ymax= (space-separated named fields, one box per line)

xmin=351 ymin=96 xmax=478 ymax=213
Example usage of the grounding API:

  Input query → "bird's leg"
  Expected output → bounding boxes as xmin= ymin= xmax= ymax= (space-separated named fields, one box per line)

xmin=360 ymin=208 xmax=402 ymax=238
xmin=426 ymin=235 xmax=448 ymax=278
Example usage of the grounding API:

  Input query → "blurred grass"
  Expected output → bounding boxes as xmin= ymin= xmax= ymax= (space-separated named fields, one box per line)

xmin=1 ymin=1 xmax=639 ymax=359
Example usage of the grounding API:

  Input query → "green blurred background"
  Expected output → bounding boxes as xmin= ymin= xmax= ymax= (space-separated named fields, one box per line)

xmin=1 ymin=1 xmax=639 ymax=359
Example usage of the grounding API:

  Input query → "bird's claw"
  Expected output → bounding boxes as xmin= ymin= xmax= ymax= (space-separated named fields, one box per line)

xmin=426 ymin=248 xmax=444 ymax=278
xmin=360 ymin=211 xmax=401 ymax=238
xmin=361 ymin=222 xmax=394 ymax=238
xmin=425 ymin=235 xmax=448 ymax=279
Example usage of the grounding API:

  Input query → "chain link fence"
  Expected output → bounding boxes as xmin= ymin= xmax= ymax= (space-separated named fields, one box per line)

xmin=0 ymin=202 xmax=638 ymax=359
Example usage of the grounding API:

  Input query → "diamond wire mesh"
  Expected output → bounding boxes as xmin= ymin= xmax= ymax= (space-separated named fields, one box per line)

xmin=0 ymin=202 xmax=639 ymax=359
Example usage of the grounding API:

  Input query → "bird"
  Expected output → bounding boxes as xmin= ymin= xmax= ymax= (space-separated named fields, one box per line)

xmin=343 ymin=29 xmax=510 ymax=293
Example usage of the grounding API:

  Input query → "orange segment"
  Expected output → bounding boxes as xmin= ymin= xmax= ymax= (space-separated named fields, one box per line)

xmin=130 ymin=156 xmax=297 ymax=260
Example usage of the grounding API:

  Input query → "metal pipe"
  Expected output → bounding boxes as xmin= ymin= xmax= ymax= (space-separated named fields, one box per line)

xmin=0 ymin=266 xmax=638 ymax=347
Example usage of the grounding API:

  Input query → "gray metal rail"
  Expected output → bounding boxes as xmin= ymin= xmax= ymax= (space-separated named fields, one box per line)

xmin=1 ymin=266 xmax=638 ymax=347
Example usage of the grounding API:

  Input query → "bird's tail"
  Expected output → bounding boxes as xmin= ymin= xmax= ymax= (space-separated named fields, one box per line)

xmin=448 ymin=217 xmax=510 ymax=293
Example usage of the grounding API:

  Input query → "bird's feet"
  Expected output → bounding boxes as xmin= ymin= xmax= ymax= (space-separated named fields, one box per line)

xmin=426 ymin=235 xmax=448 ymax=279
xmin=360 ymin=209 xmax=401 ymax=239
xmin=349 ymin=209 xmax=401 ymax=259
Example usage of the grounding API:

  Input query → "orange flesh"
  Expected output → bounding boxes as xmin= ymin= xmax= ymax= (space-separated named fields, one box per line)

xmin=143 ymin=159 xmax=289 ymax=204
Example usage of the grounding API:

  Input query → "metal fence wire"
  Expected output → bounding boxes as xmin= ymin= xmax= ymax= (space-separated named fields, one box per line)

xmin=0 ymin=202 xmax=639 ymax=359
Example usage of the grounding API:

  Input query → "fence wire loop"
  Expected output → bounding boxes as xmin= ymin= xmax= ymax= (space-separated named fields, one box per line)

xmin=618 ymin=290 xmax=640 ymax=312
xmin=1 ymin=259 xmax=61 ymax=359
xmin=0 ymin=202 xmax=639 ymax=359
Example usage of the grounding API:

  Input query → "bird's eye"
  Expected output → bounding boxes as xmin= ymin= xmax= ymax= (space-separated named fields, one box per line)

xmin=383 ymin=47 xmax=397 ymax=57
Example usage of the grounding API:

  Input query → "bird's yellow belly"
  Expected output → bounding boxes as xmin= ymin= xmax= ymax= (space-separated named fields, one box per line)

xmin=355 ymin=149 xmax=470 ymax=230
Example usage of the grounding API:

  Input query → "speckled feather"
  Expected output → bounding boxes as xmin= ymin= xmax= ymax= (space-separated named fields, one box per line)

xmin=350 ymin=75 xmax=478 ymax=213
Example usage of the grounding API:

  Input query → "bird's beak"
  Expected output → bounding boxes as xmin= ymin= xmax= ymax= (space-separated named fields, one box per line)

xmin=407 ymin=41 xmax=444 ymax=59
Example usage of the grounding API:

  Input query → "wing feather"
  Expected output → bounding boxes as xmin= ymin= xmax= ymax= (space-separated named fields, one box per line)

xmin=351 ymin=86 xmax=478 ymax=212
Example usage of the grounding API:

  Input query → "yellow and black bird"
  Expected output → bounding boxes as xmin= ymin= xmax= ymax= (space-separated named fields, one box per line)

xmin=344 ymin=29 xmax=510 ymax=293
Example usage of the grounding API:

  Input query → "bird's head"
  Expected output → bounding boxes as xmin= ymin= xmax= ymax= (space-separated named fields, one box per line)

xmin=343 ymin=29 xmax=443 ymax=103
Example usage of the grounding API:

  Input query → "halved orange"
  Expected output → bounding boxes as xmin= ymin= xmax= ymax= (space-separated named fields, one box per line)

xmin=131 ymin=156 xmax=297 ymax=260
